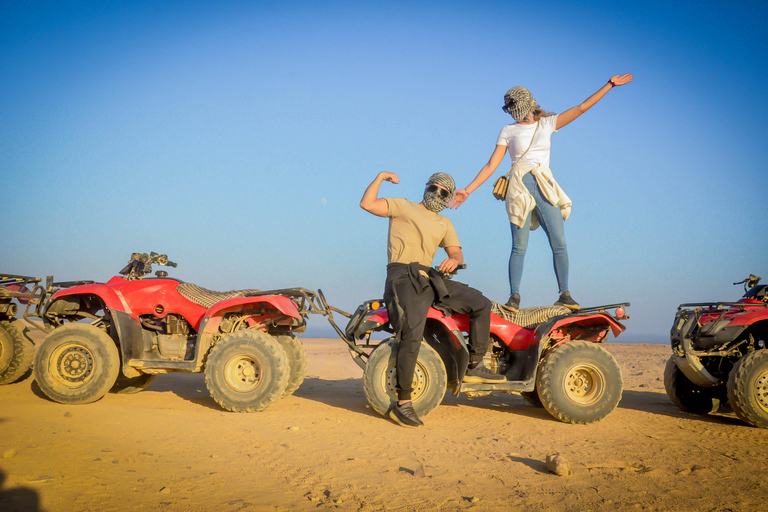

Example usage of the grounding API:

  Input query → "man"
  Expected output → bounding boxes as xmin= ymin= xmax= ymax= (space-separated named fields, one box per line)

xmin=360 ymin=171 xmax=505 ymax=428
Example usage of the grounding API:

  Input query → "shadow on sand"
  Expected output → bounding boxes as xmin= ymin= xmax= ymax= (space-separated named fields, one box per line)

xmin=618 ymin=389 xmax=745 ymax=427
xmin=0 ymin=469 xmax=43 ymax=512
xmin=141 ymin=373 xmax=222 ymax=411
xmin=26 ymin=366 xmax=746 ymax=428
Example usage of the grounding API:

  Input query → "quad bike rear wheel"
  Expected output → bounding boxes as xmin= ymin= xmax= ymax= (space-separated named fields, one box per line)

xmin=0 ymin=319 xmax=35 ymax=385
xmin=537 ymin=340 xmax=623 ymax=424
xmin=727 ymin=349 xmax=768 ymax=428
xmin=204 ymin=329 xmax=289 ymax=412
xmin=274 ymin=334 xmax=307 ymax=397
xmin=33 ymin=323 xmax=120 ymax=404
xmin=663 ymin=356 xmax=726 ymax=414
xmin=363 ymin=338 xmax=447 ymax=418
xmin=110 ymin=373 xmax=156 ymax=394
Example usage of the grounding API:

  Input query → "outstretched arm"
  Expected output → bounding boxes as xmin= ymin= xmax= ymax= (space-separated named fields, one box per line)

xmin=360 ymin=171 xmax=399 ymax=217
xmin=449 ymin=144 xmax=508 ymax=209
xmin=556 ymin=73 xmax=633 ymax=130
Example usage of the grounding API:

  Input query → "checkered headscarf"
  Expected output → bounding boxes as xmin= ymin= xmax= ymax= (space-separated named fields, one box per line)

xmin=503 ymin=86 xmax=538 ymax=122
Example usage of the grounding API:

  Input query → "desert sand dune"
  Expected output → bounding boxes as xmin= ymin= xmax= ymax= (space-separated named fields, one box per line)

xmin=1 ymin=339 xmax=766 ymax=512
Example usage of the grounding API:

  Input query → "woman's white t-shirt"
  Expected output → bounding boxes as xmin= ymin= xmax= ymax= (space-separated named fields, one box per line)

xmin=496 ymin=114 xmax=559 ymax=168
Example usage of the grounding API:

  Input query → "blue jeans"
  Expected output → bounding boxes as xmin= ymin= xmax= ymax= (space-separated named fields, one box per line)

xmin=509 ymin=172 xmax=569 ymax=296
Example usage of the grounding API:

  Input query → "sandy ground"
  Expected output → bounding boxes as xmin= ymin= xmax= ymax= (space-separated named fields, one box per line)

xmin=2 ymin=335 xmax=767 ymax=512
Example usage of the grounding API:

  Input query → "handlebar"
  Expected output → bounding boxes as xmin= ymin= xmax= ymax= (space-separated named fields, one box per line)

xmin=435 ymin=263 xmax=467 ymax=280
xmin=734 ymin=274 xmax=761 ymax=291
xmin=119 ymin=252 xmax=177 ymax=280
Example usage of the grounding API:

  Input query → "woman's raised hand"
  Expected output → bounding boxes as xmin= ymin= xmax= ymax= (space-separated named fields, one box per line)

xmin=610 ymin=73 xmax=633 ymax=86
xmin=449 ymin=189 xmax=469 ymax=209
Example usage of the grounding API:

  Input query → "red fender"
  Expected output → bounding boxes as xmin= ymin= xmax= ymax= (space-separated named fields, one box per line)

xmin=48 ymin=283 xmax=125 ymax=316
xmin=198 ymin=294 xmax=303 ymax=339
xmin=426 ymin=308 xmax=460 ymax=331
xmin=360 ymin=307 xmax=463 ymax=346
xmin=547 ymin=313 xmax=626 ymax=339
xmin=203 ymin=294 xmax=301 ymax=320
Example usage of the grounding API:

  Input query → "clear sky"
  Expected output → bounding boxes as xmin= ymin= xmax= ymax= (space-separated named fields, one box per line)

xmin=2 ymin=0 xmax=767 ymax=341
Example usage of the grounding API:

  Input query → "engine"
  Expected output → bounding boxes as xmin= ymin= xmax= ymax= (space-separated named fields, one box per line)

xmin=140 ymin=313 xmax=195 ymax=360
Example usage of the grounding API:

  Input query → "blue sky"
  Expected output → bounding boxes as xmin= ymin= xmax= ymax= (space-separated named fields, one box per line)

xmin=2 ymin=0 xmax=767 ymax=341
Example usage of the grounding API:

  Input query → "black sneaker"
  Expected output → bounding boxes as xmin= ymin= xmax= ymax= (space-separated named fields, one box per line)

xmin=389 ymin=402 xmax=424 ymax=428
xmin=555 ymin=291 xmax=580 ymax=310
xmin=502 ymin=293 xmax=520 ymax=313
xmin=463 ymin=362 xmax=507 ymax=383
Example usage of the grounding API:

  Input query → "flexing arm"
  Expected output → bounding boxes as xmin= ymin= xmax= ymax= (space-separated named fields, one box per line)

xmin=556 ymin=73 xmax=633 ymax=130
xmin=449 ymin=144 xmax=508 ymax=209
xmin=437 ymin=246 xmax=463 ymax=273
xmin=360 ymin=171 xmax=400 ymax=217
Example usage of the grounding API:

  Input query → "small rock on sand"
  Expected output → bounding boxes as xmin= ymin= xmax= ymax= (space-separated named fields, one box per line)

xmin=546 ymin=452 xmax=572 ymax=476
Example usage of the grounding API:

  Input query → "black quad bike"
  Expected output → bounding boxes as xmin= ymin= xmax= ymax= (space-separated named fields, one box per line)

xmin=0 ymin=275 xmax=40 ymax=385
xmin=665 ymin=274 xmax=768 ymax=428
xmin=0 ymin=274 xmax=86 ymax=385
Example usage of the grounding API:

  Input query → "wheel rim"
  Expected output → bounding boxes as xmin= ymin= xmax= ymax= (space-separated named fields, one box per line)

xmin=756 ymin=370 xmax=768 ymax=413
xmin=386 ymin=361 xmax=428 ymax=401
xmin=51 ymin=342 xmax=95 ymax=387
xmin=223 ymin=353 xmax=263 ymax=393
xmin=563 ymin=363 xmax=605 ymax=405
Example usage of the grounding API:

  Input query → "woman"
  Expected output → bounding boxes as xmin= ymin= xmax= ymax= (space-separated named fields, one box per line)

xmin=450 ymin=74 xmax=633 ymax=312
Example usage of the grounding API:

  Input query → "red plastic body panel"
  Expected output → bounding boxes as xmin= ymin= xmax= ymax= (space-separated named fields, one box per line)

xmin=549 ymin=313 xmax=626 ymax=338
xmin=698 ymin=300 xmax=768 ymax=328
xmin=427 ymin=308 xmax=460 ymax=331
xmin=52 ymin=276 xmax=208 ymax=328
xmin=724 ymin=308 xmax=768 ymax=327
xmin=49 ymin=276 xmax=301 ymax=332
xmin=202 ymin=295 xmax=301 ymax=320
xmin=454 ymin=312 xmax=535 ymax=351
xmin=361 ymin=306 xmax=621 ymax=351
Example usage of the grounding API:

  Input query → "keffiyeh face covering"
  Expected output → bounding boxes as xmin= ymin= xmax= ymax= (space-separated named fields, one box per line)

xmin=423 ymin=184 xmax=451 ymax=212
xmin=422 ymin=172 xmax=455 ymax=212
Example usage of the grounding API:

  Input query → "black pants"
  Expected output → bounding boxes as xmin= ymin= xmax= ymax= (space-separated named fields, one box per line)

xmin=384 ymin=265 xmax=491 ymax=401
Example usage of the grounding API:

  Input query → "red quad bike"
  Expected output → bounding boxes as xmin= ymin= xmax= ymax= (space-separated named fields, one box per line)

xmin=666 ymin=274 xmax=768 ymax=428
xmin=29 ymin=252 xmax=315 ymax=413
xmin=316 ymin=267 xmax=631 ymax=424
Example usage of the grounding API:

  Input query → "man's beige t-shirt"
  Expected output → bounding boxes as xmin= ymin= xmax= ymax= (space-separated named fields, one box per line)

xmin=385 ymin=198 xmax=461 ymax=267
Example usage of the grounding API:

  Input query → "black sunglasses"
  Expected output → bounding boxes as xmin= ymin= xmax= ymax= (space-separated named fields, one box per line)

xmin=426 ymin=183 xmax=452 ymax=199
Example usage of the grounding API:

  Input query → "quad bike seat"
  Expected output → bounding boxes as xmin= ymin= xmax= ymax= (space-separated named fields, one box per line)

xmin=491 ymin=303 xmax=571 ymax=330
xmin=176 ymin=283 xmax=263 ymax=309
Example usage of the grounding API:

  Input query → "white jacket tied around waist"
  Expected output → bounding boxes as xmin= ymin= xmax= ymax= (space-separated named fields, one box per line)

xmin=505 ymin=162 xmax=572 ymax=230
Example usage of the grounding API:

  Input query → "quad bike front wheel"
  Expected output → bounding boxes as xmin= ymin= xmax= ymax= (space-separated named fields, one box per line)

xmin=0 ymin=319 xmax=35 ymax=385
xmin=536 ymin=340 xmax=623 ymax=424
xmin=727 ymin=349 xmax=768 ymax=428
xmin=110 ymin=373 xmax=156 ymax=394
xmin=663 ymin=356 xmax=726 ymax=414
xmin=204 ymin=329 xmax=289 ymax=412
xmin=274 ymin=334 xmax=307 ymax=397
xmin=363 ymin=338 xmax=447 ymax=418
xmin=33 ymin=323 xmax=120 ymax=404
